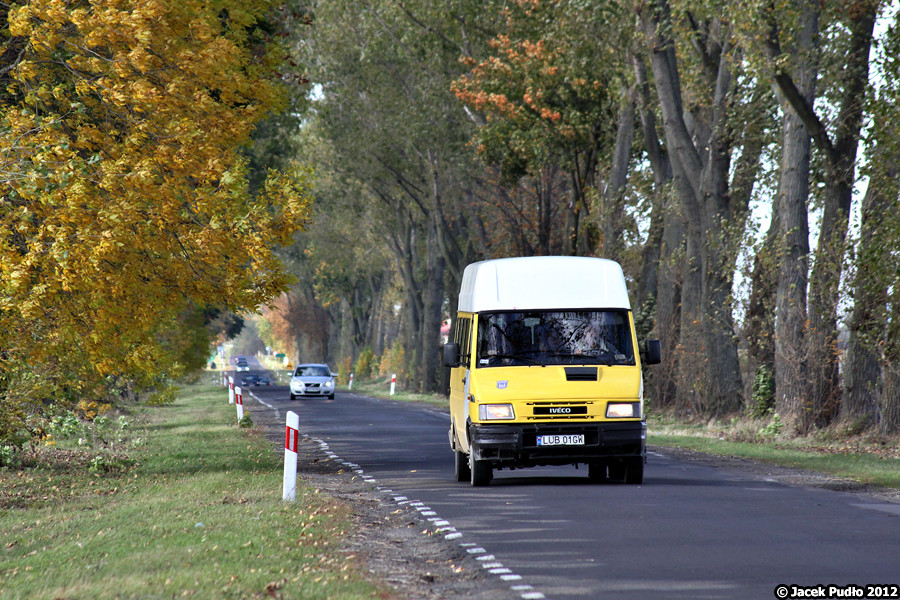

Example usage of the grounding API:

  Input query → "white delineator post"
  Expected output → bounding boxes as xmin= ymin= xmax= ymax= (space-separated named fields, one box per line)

xmin=348 ymin=373 xmax=354 ymax=390
xmin=228 ymin=376 xmax=235 ymax=404
xmin=283 ymin=411 xmax=300 ymax=502
xmin=390 ymin=373 xmax=396 ymax=396
xmin=235 ymin=386 xmax=244 ymax=420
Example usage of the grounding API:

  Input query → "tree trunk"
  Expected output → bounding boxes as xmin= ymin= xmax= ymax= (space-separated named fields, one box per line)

xmin=758 ymin=0 xmax=819 ymax=429
xmin=633 ymin=50 xmax=682 ymax=409
xmin=655 ymin=197 xmax=684 ymax=409
xmin=843 ymin=149 xmax=898 ymax=426
xmin=745 ymin=201 xmax=779 ymax=377
xmin=805 ymin=8 xmax=877 ymax=428
xmin=881 ymin=282 xmax=900 ymax=434
xmin=639 ymin=0 xmax=743 ymax=416
xmin=764 ymin=1 xmax=877 ymax=430
xmin=420 ymin=218 xmax=446 ymax=393
xmin=774 ymin=100 xmax=813 ymax=427
xmin=677 ymin=236 xmax=704 ymax=416
xmin=601 ymin=92 xmax=636 ymax=262
xmin=700 ymin=50 xmax=746 ymax=415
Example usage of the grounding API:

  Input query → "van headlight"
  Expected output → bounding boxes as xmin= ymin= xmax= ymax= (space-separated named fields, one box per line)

xmin=606 ymin=402 xmax=639 ymax=418
xmin=479 ymin=404 xmax=515 ymax=420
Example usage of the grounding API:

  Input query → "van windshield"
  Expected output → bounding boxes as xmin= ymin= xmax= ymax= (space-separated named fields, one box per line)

xmin=475 ymin=310 xmax=634 ymax=368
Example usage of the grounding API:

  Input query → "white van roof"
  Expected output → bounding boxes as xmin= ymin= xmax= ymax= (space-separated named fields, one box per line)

xmin=458 ymin=256 xmax=631 ymax=312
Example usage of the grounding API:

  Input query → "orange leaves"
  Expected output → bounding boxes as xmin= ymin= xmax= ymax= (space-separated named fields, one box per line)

xmin=540 ymin=107 xmax=562 ymax=122
xmin=451 ymin=0 xmax=624 ymax=177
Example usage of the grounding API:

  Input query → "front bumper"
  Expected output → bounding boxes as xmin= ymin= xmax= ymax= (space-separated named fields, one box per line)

xmin=290 ymin=385 xmax=333 ymax=396
xmin=469 ymin=421 xmax=645 ymax=467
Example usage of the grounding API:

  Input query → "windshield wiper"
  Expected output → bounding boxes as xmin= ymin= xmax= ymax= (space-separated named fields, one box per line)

xmin=482 ymin=352 xmax=542 ymax=366
xmin=550 ymin=352 xmax=618 ymax=366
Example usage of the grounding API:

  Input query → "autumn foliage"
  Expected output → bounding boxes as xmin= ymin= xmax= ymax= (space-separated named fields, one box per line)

xmin=451 ymin=0 xmax=621 ymax=182
xmin=0 ymin=0 xmax=312 ymax=443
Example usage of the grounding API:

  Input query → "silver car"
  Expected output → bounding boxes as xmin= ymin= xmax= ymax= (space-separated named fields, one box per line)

xmin=289 ymin=364 xmax=336 ymax=400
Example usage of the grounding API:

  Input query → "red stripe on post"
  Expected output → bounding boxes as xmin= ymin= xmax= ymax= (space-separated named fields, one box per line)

xmin=285 ymin=426 xmax=298 ymax=453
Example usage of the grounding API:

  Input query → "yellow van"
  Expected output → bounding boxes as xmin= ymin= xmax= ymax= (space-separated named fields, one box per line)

xmin=443 ymin=256 xmax=661 ymax=486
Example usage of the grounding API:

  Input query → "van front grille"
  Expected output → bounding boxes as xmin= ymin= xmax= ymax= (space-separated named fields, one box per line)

xmin=527 ymin=401 xmax=594 ymax=420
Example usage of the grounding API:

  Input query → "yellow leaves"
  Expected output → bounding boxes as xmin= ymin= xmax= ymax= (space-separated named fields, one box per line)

xmin=75 ymin=399 xmax=112 ymax=420
xmin=1 ymin=0 xmax=310 ymax=405
xmin=7 ymin=4 xmax=32 ymax=37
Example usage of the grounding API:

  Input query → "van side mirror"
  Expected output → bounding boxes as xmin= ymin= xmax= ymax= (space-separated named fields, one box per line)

xmin=643 ymin=339 xmax=661 ymax=365
xmin=443 ymin=342 xmax=461 ymax=368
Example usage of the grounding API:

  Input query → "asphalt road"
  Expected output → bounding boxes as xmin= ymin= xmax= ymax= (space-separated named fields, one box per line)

xmin=245 ymin=382 xmax=900 ymax=600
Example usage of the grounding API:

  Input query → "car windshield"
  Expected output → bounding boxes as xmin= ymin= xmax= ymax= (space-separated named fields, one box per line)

xmin=295 ymin=366 xmax=330 ymax=377
xmin=475 ymin=310 xmax=634 ymax=367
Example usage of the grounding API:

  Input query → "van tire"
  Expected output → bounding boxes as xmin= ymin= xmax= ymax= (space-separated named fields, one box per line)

xmin=454 ymin=450 xmax=471 ymax=482
xmin=470 ymin=455 xmax=492 ymax=487
xmin=607 ymin=461 xmax=625 ymax=481
xmin=587 ymin=462 xmax=608 ymax=483
xmin=623 ymin=458 xmax=644 ymax=484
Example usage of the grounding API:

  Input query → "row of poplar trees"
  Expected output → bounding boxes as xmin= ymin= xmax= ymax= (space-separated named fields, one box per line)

xmin=282 ymin=0 xmax=900 ymax=435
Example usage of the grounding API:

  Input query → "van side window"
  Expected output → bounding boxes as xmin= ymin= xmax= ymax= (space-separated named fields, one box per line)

xmin=454 ymin=316 xmax=472 ymax=366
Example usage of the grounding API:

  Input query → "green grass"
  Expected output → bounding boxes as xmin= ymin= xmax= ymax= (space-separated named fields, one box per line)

xmin=345 ymin=377 xmax=447 ymax=408
xmin=0 ymin=385 xmax=387 ymax=600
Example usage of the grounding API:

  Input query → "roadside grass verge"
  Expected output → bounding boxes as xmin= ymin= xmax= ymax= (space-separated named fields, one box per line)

xmin=0 ymin=384 xmax=387 ymax=600
xmin=649 ymin=416 xmax=900 ymax=489
xmin=345 ymin=378 xmax=447 ymax=409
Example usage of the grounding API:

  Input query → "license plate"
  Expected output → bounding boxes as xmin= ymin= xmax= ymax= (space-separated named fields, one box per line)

xmin=537 ymin=434 xmax=585 ymax=446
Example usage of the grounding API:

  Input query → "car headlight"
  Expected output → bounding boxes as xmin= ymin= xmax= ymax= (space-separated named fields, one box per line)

xmin=606 ymin=402 xmax=639 ymax=418
xmin=324 ymin=381 xmax=333 ymax=387
xmin=478 ymin=404 xmax=515 ymax=420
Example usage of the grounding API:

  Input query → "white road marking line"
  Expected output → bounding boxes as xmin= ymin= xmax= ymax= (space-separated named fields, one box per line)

xmin=302 ymin=435 xmax=545 ymax=600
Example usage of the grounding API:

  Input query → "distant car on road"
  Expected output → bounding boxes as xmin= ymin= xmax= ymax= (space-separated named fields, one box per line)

xmin=240 ymin=374 xmax=260 ymax=386
xmin=290 ymin=364 xmax=336 ymax=400
xmin=257 ymin=377 xmax=271 ymax=386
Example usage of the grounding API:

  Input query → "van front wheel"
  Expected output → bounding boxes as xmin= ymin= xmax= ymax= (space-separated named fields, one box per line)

xmin=587 ymin=462 xmax=608 ymax=483
xmin=623 ymin=458 xmax=644 ymax=485
xmin=470 ymin=455 xmax=492 ymax=487
xmin=454 ymin=450 xmax=471 ymax=482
